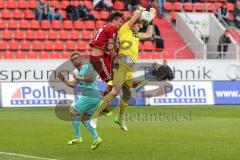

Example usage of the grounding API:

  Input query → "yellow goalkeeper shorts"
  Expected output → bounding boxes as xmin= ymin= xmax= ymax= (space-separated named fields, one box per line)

xmin=113 ymin=60 xmax=133 ymax=88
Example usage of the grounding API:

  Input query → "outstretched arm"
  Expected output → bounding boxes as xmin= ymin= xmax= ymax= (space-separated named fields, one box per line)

xmin=128 ymin=7 xmax=146 ymax=27
xmin=138 ymin=8 xmax=156 ymax=40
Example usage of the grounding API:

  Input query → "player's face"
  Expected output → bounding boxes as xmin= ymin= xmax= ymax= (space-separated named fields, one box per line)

xmin=114 ymin=18 xmax=123 ymax=29
xmin=70 ymin=55 xmax=82 ymax=68
xmin=132 ymin=23 xmax=143 ymax=32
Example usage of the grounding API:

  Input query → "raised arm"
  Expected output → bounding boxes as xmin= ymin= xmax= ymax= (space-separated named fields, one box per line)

xmin=139 ymin=8 xmax=156 ymax=40
xmin=128 ymin=7 xmax=146 ymax=27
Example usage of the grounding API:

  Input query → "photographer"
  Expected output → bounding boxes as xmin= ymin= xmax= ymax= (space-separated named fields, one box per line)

xmin=152 ymin=60 xmax=174 ymax=81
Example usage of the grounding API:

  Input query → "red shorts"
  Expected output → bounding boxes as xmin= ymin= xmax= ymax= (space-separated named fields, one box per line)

xmin=90 ymin=55 xmax=113 ymax=82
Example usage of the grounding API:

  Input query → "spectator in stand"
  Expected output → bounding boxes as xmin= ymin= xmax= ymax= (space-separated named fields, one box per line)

xmin=217 ymin=30 xmax=232 ymax=59
xmin=217 ymin=3 xmax=230 ymax=26
xmin=124 ymin=0 xmax=141 ymax=12
xmin=78 ymin=1 xmax=96 ymax=20
xmin=140 ymin=23 xmax=164 ymax=49
xmin=234 ymin=0 xmax=240 ymax=28
xmin=152 ymin=60 xmax=174 ymax=81
xmin=47 ymin=1 xmax=63 ymax=21
xmin=93 ymin=0 xmax=113 ymax=11
xmin=148 ymin=0 xmax=166 ymax=18
xmin=35 ymin=0 xmax=49 ymax=22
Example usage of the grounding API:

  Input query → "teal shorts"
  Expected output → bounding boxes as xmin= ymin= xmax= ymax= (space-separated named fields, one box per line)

xmin=71 ymin=96 xmax=101 ymax=116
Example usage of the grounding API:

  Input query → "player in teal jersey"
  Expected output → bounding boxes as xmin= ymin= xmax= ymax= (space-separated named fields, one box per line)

xmin=57 ymin=53 xmax=102 ymax=150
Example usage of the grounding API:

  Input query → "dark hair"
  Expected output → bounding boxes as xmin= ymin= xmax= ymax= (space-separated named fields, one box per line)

xmin=108 ymin=11 xmax=123 ymax=22
xmin=71 ymin=53 xmax=80 ymax=58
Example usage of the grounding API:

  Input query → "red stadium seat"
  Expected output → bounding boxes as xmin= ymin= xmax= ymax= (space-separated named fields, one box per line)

xmin=61 ymin=52 xmax=71 ymax=59
xmin=162 ymin=51 xmax=174 ymax=59
xmin=152 ymin=52 xmax=161 ymax=59
xmin=143 ymin=41 xmax=155 ymax=51
xmin=32 ymin=41 xmax=42 ymax=51
xmin=49 ymin=0 xmax=61 ymax=9
xmin=19 ymin=20 xmax=29 ymax=30
xmin=96 ymin=20 xmax=105 ymax=29
xmin=77 ymin=41 xmax=87 ymax=51
xmin=85 ymin=21 xmax=95 ymax=30
xmin=100 ymin=11 xmax=109 ymax=20
xmin=2 ymin=30 xmax=12 ymax=40
xmin=61 ymin=1 xmax=70 ymax=9
xmin=41 ymin=20 xmax=51 ymax=30
xmin=59 ymin=30 xmax=69 ymax=40
xmin=113 ymin=1 xmax=125 ymax=10
xmin=72 ymin=0 xmax=80 ymax=7
xmin=0 ymin=0 xmax=5 ymax=9
xmin=65 ymin=41 xmax=76 ymax=51
xmin=25 ymin=30 xmax=36 ymax=40
xmin=173 ymin=2 xmax=182 ymax=11
xmin=13 ymin=10 xmax=24 ymax=19
xmin=26 ymin=52 xmax=37 ymax=59
xmin=171 ymin=12 xmax=177 ymax=21
xmin=206 ymin=3 xmax=214 ymax=12
xmin=54 ymin=41 xmax=64 ymax=50
xmin=165 ymin=2 xmax=173 ymax=11
xmin=48 ymin=30 xmax=58 ymax=40
xmin=7 ymin=20 xmax=18 ymax=29
xmin=81 ymin=31 xmax=91 ymax=40
xmin=39 ymin=52 xmax=49 ymax=59
xmin=194 ymin=3 xmax=204 ymax=12
xmin=139 ymin=52 xmax=150 ymax=59
xmin=52 ymin=20 xmax=62 ymax=30
xmin=227 ymin=3 xmax=234 ymax=12
xmin=18 ymin=0 xmax=28 ymax=9
xmin=30 ymin=20 xmax=40 ymax=30
xmin=28 ymin=0 xmax=37 ymax=9
xmin=50 ymin=52 xmax=60 ymax=59
xmin=91 ymin=10 xmax=100 ymax=19
xmin=0 ymin=20 xmax=6 ymax=30
xmin=74 ymin=21 xmax=84 ymax=30
xmin=83 ymin=1 xmax=93 ymax=9
xmin=3 ymin=52 xmax=14 ymax=59
xmin=123 ymin=11 xmax=131 ymax=18
xmin=63 ymin=20 xmax=73 ymax=30
xmin=7 ymin=0 xmax=17 ymax=9
xmin=0 ymin=41 xmax=7 ymax=50
xmin=14 ymin=30 xmax=24 ymax=40
xmin=36 ymin=30 xmax=47 ymax=40
xmin=70 ymin=30 xmax=80 ymax=40
xmin=215 ymin=3 xmax=222 ymax=11
xmin=43 ymin=41 xmax=53 ymax=51
xmin=20 ymin=41 xmax=31 ymax=51
xmin=184 ymin=2 xmax=193 ymax=12
xmin=57 ymin=10 xmax=66 ymax=19
xmin=16 ymin=51 xmax=25 ymax=59
xmin=9 ymin=41 xmax=19 ymax=51
xmin=1 ymin=10 xmax=11 ymax=19
xmin=24 ymin=10 xmax=34 ymax=19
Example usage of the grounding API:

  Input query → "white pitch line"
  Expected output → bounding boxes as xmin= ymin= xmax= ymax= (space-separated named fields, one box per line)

xmin=0 ymin=151 xmax=59 ymax=160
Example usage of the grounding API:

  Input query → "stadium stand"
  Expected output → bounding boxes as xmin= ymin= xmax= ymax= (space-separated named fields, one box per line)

xmin=0 ymin=0 xmax=238 ymax=59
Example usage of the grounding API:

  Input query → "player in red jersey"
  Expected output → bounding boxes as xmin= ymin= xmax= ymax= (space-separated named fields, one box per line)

xmin=90 ymin=11 xmax=123 ymax=101
xmin=89 ymin=11 xmax=148 ymax=115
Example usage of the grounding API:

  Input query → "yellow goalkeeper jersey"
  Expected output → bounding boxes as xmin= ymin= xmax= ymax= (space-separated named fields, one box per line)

xmin=118 ymin=22 xmax=140 ymax=63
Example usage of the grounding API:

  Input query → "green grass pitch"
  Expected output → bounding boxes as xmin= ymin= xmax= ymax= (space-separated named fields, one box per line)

xmin=0 ymin=106 xmax=240 ymax=160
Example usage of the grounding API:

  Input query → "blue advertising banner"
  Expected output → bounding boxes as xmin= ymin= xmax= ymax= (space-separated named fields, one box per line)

xmin=214 ymin=81 xmax=240 ymax=105
xmin=74 ymin=81 xmax=146 ymax=106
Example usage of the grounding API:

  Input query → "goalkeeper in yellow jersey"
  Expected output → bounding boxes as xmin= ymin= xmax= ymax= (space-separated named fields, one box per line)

xmin=92 ymin=7 xmax=156 ymax=131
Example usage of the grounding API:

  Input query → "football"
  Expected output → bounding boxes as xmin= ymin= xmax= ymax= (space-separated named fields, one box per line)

xmin=140 ymin=11 xmax=154 ymax=24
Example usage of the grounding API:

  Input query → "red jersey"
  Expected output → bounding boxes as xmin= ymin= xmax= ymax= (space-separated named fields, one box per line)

xmin=90 ymin=23 xmax=118 ymax=50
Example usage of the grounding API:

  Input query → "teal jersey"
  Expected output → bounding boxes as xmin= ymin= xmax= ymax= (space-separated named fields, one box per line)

xmin=77 ymin=64 xmax=101 ymax=99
